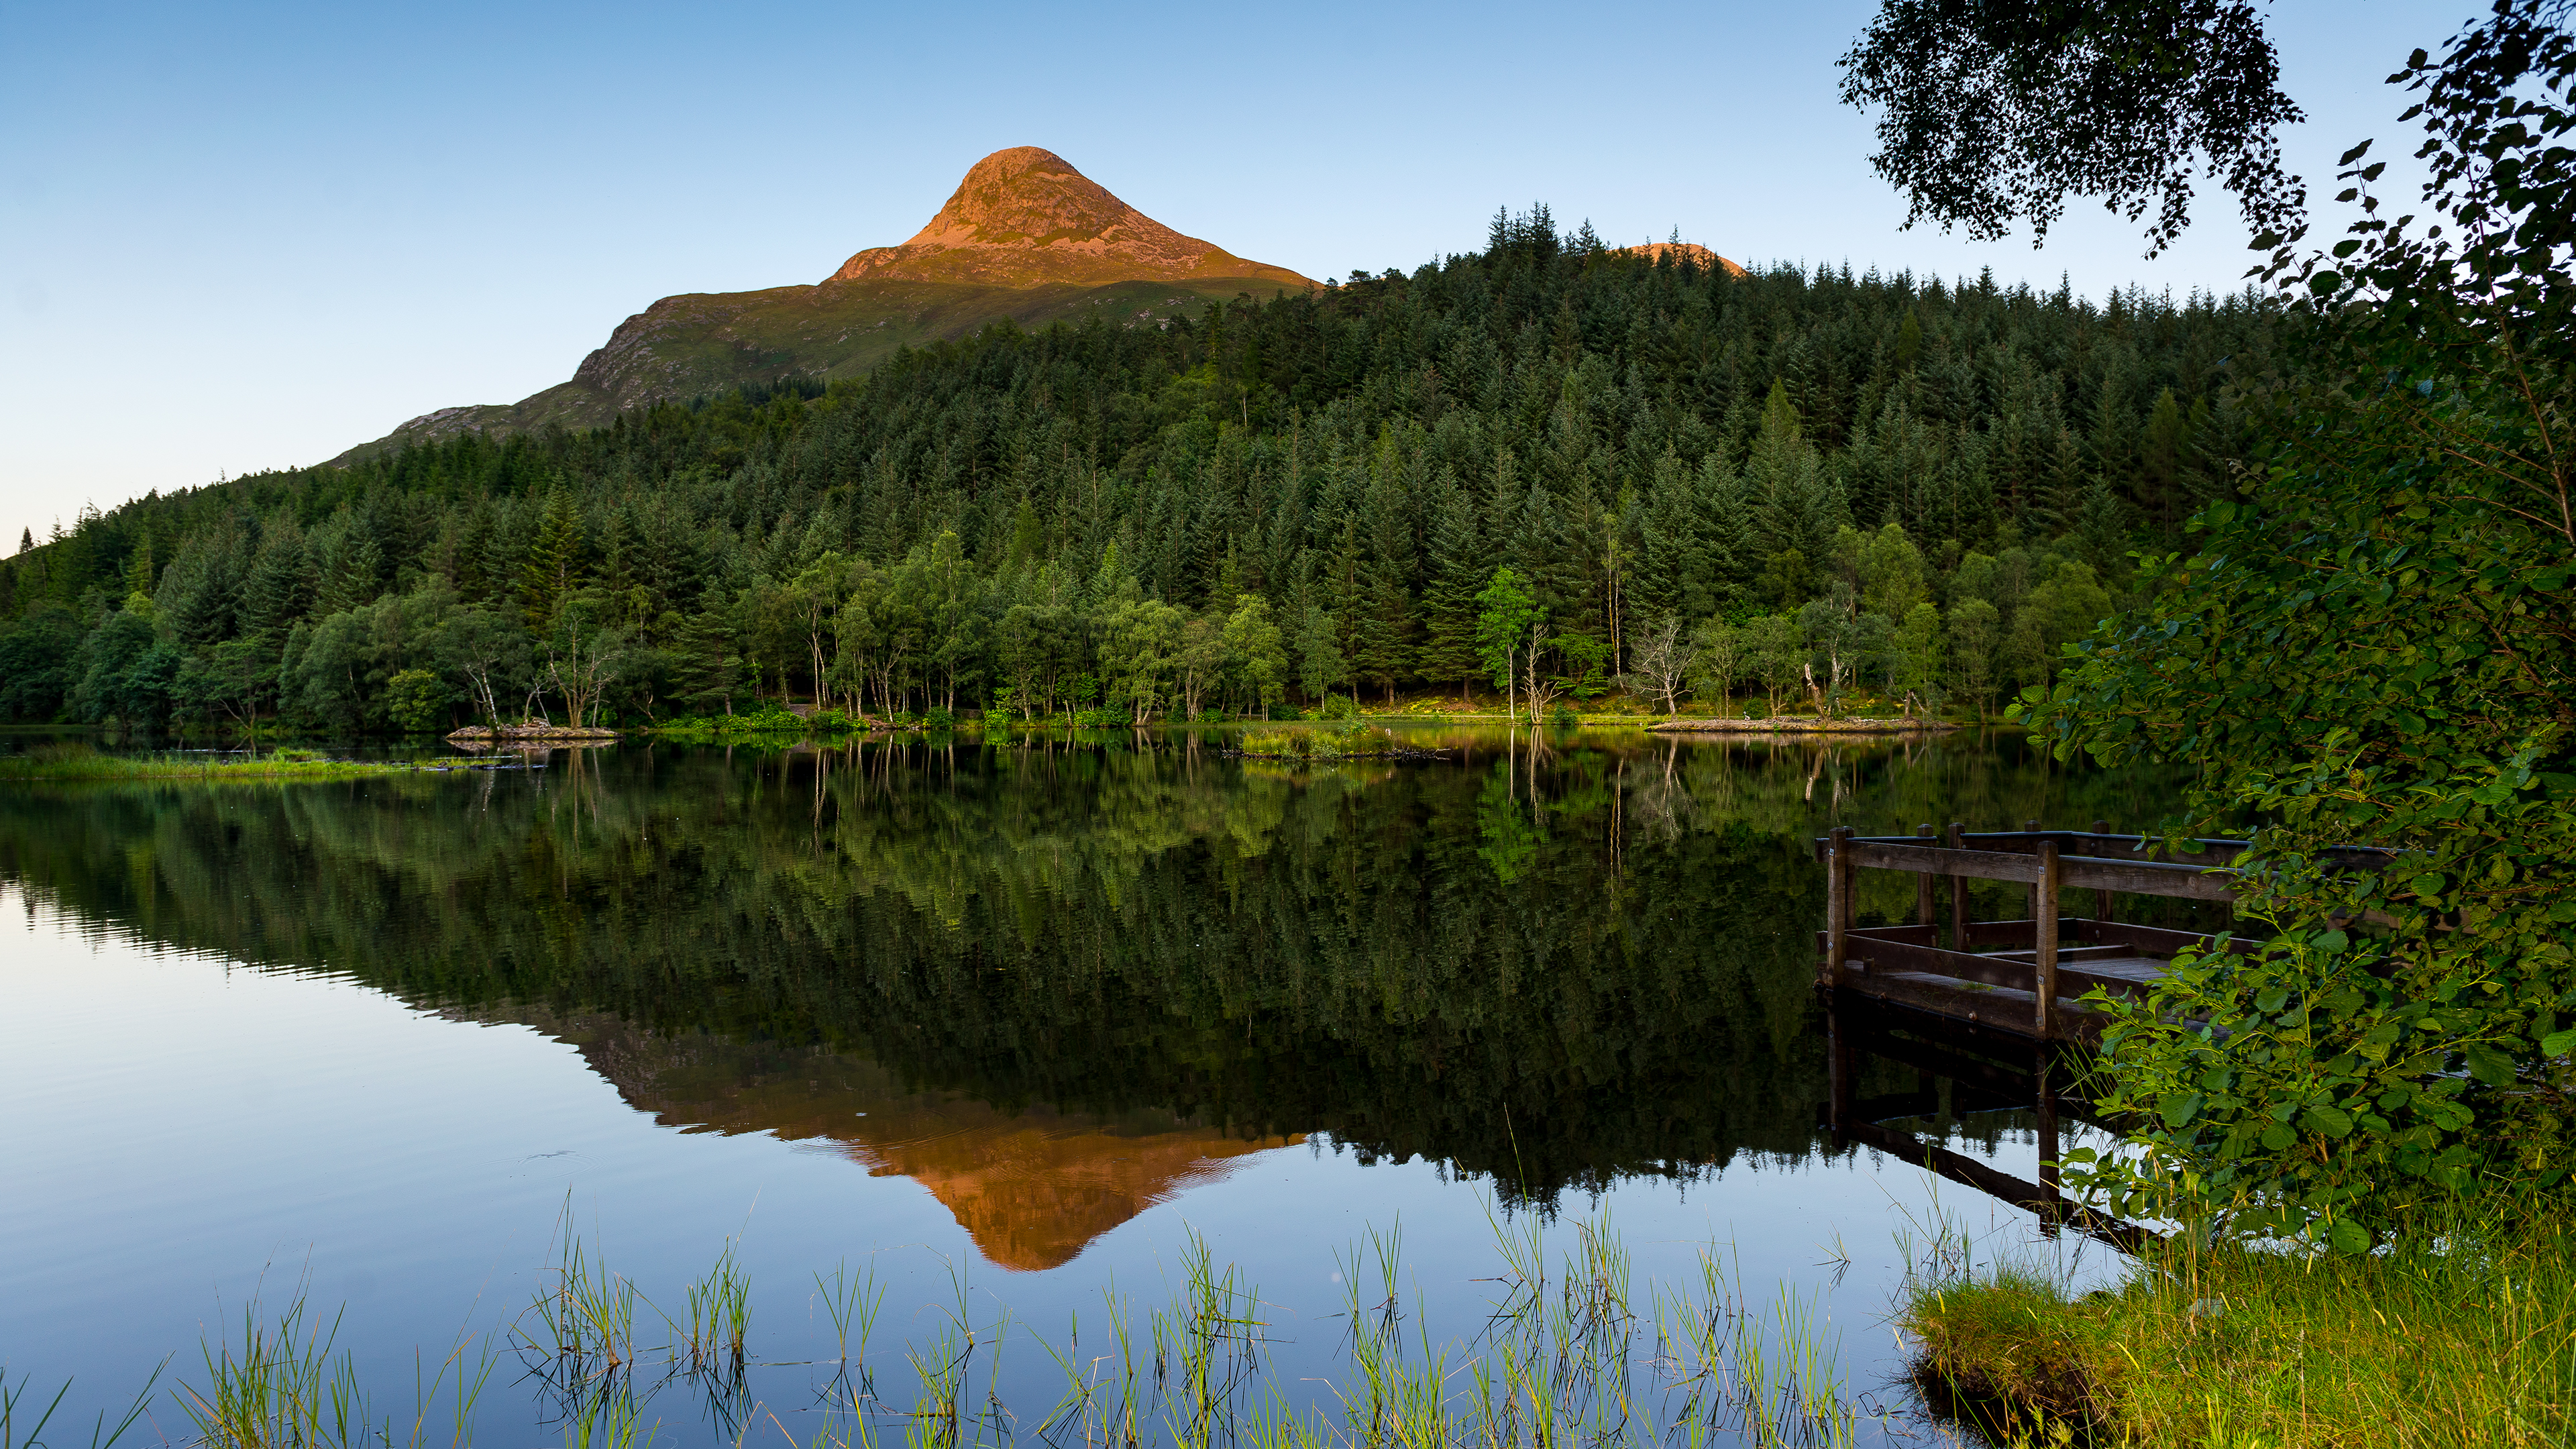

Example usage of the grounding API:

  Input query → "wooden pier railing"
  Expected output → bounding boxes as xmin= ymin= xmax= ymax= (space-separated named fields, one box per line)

xmin=1813 ymin=824 xmax=2390 ymax=1042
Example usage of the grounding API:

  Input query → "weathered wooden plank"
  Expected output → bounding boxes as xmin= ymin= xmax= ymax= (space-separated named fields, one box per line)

xmin=1840 ymin=968 xmax=2048 ymax=1034
xmin=1961 ymin=918 xmax=2046 ymax=948
xmin=1839 ymin=830 xmax=2256 ymax=867
xmin=1858 ymin=938 xmax=2041 ymax=991
xmin=1851 ymin=923 xmax=1943 ymax=947
xmin=1846 ymin=936 xmax=2159 ymax=1002
xmin=1845 ymin=841 xmax=2241 ymax=901
xmin=2069 ymin=918 xmax=2265 ymax=957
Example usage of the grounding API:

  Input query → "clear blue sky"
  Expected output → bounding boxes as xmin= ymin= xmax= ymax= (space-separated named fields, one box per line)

xmin=1 ymin=1 xmax=2473 ymax=549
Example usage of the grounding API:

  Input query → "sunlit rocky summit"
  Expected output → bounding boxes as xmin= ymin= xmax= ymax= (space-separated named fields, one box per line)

xmin=828 ymin=146 xmax=1309 ymax=291
xmin=339 ymin=148 xmax=1312 ymax=462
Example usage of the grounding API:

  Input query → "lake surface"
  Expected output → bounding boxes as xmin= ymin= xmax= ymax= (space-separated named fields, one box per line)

xmin=0 ymin=728 xmax=2194 ymax=1448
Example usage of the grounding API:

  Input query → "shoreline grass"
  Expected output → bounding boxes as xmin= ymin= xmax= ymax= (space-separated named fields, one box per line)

xmin=1900 ymin=1193 xmax=2576 ymax=1446
xmin=0 ymin=748 xmax=428 ymax=782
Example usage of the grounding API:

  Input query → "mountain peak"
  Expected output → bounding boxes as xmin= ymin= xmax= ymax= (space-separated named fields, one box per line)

xmin=1618 ymin=241 xmax=1747 ymax=278
xmin=828 ymin=147 xmax=1312 ymax=290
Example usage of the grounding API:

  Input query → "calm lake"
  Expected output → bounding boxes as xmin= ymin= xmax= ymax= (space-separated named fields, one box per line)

xmin=0 ymin=728 xmax=2192 ymax=1448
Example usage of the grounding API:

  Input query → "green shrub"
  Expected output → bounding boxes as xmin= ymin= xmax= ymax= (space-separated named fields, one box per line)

xmin=1316 ymin=694 xmax=1358 ymax=720
xmin=382 ymin=669 xmax=449 ymax=733
xmin=2027 ymin=14 xmax=2576 ymax=1237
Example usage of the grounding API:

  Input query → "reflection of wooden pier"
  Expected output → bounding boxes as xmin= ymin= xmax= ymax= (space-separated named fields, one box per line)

xmin=1824 ymin=999 xmax=2160 ymax=1251
xmin=1813 ymin=823 xmax=2258 ymax=1042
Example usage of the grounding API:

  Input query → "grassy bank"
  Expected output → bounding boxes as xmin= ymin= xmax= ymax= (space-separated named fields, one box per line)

xmin=0 ymin=747 xmax=427 ymax=782
xmin=1901 ymin=1197 xmax=2576 ymax=1446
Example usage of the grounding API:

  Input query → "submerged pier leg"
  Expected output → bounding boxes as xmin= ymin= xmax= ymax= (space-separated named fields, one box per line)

xmin=1827 ymin=1003 xmax=1854 ymax=1144
xmin=2036 ymin=1041 xmax=2065 ymax=1236
xmin=2035 ymin=840 xmax=2061 ymax=1039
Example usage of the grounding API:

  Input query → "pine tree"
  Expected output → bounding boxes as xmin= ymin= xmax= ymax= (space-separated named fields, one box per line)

xmin=2137 ymin=387 xmax=2198 ymax=534
xmin=318 ymin=525 xmax=384 ymax=617
xmin=1634 ymin=447 xmax=1705 ymax=625
xmin=1700 ymin=456 xmax=1755 ymax=614
xmin=478 ymin=500 xmax=527 ymax=610
xmin=1353 ymin=460 xmax=1416 ymax=700
xmin=241 ymin=524 xmax=313 ymax=642
xmin=1746 ymin=381 xmax=1842 ymax=566
xmin=521 ymin=491 xmax=584 ymax=629
xmin=1415 ymin=470 xmax=1484 ymax=698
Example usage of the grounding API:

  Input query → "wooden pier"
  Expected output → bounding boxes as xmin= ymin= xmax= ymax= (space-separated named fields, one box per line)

xmin=1814 ymin=822 xmax=2271 ymax=1043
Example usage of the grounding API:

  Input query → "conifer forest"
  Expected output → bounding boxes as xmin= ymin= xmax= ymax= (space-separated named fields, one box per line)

xmin=0 ymin=211 xmax=2285 ymax=734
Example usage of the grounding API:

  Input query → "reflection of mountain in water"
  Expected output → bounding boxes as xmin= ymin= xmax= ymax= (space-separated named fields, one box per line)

xmin=0 ymin=734 xmax=2186 ymax=1214
xmin=525 ymin=1009 xmax=1296 ymax=1270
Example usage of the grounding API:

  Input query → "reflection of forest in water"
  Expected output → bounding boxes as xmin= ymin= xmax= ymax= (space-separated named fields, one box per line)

xmin=0 ymin=730 xmax=2184 ymax=1262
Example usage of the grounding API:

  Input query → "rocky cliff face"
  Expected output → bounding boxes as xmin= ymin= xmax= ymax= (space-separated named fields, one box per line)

xmin=829 ymin=147 xmax=1311 ymax=290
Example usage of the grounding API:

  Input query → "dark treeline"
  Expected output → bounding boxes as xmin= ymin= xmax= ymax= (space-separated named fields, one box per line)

xmin=0 ymin=211 xmax=2285 ymax=732
xmin=0 ymin=735 xmax=2184 ymax=1199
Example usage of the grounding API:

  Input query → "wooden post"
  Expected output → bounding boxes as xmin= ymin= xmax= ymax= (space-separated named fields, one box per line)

xmin=2035 ymin=839 xmax=2061 ymax=1039
xmin=2090 ymin=818 xmax=2116 ymax=924
xmin=2023 ymin=818 xmax=2042 ymax=922
xmin=1947 ymin=820 xmax=1970 ymax=950
xmin=1915 ymin=822 xmax=1937 ymax=927
xmin=1823 ymin=825 xmax=1854 ymax=987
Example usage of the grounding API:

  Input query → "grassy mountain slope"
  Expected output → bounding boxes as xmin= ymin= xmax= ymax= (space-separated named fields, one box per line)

xmin=339 ymin=274 xmax=1297 ymax=462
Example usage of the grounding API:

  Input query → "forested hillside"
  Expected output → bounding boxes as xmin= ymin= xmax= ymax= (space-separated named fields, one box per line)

xmin=0 ymin=210 xmax=2286 ymax=733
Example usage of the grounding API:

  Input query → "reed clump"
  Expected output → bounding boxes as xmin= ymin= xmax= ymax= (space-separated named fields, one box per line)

xmin=1234 ymin=726 xmax=1419 ymax=761
xmin=170 ymin=1290 xmax=490 ymax=1449
xmin=680 ymin=1242 xmax=751 ymax=1376
xmin=1900 ymin=1195 xmax=2576 ymax=1447
xmin=38 ymin=1207 xmax=1882 ymax=1449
